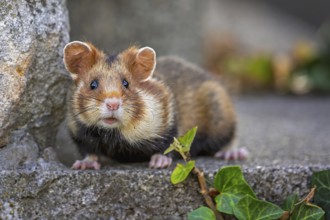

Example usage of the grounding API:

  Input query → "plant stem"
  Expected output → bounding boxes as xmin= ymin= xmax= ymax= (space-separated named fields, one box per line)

xmin=304 ymin=186 xmax=316 ymax=203
xmin=193 ymin=167 xmax=224 ymax=220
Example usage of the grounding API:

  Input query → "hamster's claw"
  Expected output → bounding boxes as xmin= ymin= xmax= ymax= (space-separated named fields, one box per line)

xmin=149 ymin=154 xmax=172 ymax=169
xmin=214 ymin=147 xmax=249 ymax=161
xmin=72 ymin=160 xmax=101 ymax=170
xmin=72 ymin=155 xmax=101 ymax=170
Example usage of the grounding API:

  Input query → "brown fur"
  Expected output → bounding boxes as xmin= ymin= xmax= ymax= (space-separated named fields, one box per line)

xmin=155 ymin=56 xmax=236 ymax=156
xmin=64 ymin=42 xmax=103 ymax=79
xmin=122 ymin=46 xmax=156 ymax=81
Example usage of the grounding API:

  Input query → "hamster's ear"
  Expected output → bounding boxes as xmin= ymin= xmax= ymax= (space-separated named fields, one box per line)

xmin=63 ymin=41 xmax=101 ymax=80
xmin=124 ymin=46 xmax=156 ymax=82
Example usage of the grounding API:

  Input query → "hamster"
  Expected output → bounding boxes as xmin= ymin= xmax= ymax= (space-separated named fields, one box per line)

xmin=63 ymin=41 xmax=247 ymax=170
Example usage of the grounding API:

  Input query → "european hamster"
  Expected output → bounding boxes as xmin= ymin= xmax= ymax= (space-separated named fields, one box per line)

xmin=63 ymin=41 xmax=247 ymax=170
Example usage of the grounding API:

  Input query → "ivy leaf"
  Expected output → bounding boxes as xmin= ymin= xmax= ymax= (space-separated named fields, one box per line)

xmin=215 ymin=193 xmax=244 ymax=215
xmin=178 ymin=126 xmax=198 ymax=153
xmin=290 ymin=201 xmax=325 ymax=220
xmin=281 ymin=194 xmax=299 ymax=213
xmin=214 ymin=166 xmax=256 ymax=214
xmin=214 ymin=166 xmax=255 ymax=195
xmin=233 ymin=195 xmax=285 ymax=220
xmin=171 ymin=160 xmax=195 ymax=184
xmin=312 ymin=170 xmax=330 ymax=219
xmin=188 ymin=206 xmax=216 ymax=220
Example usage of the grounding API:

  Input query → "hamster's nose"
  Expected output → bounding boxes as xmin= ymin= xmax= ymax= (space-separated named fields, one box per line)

xmin=106 ymin=99 xmax=120 ymax=111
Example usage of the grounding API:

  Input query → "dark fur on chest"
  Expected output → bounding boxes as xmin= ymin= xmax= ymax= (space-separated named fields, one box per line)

xmin=71 ymin=122 xmax=177 ymax=163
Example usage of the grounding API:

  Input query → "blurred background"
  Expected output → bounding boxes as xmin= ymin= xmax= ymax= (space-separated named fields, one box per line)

xmin=68 ymin=0 xmax=330 ymax=95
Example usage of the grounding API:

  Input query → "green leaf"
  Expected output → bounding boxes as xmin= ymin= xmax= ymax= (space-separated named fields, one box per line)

xmin=215 ymin=193 xmax=244 ymax=215
xmin=188 ymin=206 xmax=216 ymax=220
xmin=170 ymin=160 xmax=195 ymax=184
xmin=164 ymin=142 xmax=175 ymax=155
xmin=312 ymin=170 xmax=330 ymax=219
xmin=233 ymin=195 xmax=285 ymax=220
xmin=281 ymin=194 xmax=299 ymax=213
xmin=164 ymin=138 xmax=182 ymax=154
xmin=178 ymin=126 xmax=198 ymax=153
xmin=214 ymin=166 xmax=255 ymax=195
xmin=214 ymin=166 xmax=256 ymax=214
xmin=290 ymin=201 xmax=325 ymax=220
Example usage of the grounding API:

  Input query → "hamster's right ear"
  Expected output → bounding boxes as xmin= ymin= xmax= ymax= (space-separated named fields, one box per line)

xmin=63 ymin=41 xmax=101 ymax=80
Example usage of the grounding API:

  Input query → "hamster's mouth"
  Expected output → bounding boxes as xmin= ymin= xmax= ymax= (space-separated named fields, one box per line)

xmin=103 ymin=117 xmax=118 ymax=125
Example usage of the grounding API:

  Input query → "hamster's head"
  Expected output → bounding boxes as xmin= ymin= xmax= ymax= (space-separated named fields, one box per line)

xmin=63 ymin=41 xmax=158 ymax=130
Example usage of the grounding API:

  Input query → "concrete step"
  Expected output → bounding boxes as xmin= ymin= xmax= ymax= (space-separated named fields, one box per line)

xmin=1 ymin=162 xmax=329 ymax=219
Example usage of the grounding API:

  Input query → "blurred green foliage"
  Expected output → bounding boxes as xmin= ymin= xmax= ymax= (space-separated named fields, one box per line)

xmin=293 ymin=37 xmax=330 ymax=94
xmin=206 ymin=30 xmax=330 ymax=95
xmin=224 ymin=55 xmax=273 ymax=90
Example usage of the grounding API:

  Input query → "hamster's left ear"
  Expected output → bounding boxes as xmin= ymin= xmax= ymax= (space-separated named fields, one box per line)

xmin=124 ymin=46 xmax=156 ymax=82
xmin=63 ymin=41 xmax=102 ymax=81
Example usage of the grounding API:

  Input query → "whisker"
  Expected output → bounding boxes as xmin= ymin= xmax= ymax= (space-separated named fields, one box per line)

xmin=72 ymin=105 xmax=99 ymax=118
xmin=76 ymin=95 xmax=103 ymax=103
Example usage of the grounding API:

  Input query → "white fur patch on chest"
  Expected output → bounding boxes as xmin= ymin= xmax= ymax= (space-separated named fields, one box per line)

xmin=121 ymin=90 xmax=165 ymax=144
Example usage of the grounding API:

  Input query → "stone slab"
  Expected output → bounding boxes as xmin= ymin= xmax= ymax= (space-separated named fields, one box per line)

xmin=0 ymin=163 xmax=329 ymax=219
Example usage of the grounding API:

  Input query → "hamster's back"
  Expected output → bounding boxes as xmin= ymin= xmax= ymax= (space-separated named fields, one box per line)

xmin=155 ymin=56 xmax=236 ymax=156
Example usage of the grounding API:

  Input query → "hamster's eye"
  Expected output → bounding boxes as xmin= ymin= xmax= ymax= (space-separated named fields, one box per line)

xmin=90 ymin=80 xmax=98 ymax=90
xmin=122 ymin=79 xmax=129 ymax=88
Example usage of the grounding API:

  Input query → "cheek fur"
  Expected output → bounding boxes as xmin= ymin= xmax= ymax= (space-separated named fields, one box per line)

xmin=120 ymin=89 xmax=145 ymax=125
xmin=72 ymin=87 xmax=103 ymax=126
xmin=120 ymin=89 xmax=165 ymax=143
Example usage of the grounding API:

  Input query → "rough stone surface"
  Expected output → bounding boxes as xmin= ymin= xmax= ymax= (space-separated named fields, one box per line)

xmin=0 ymin=168 xmax=201 ymax=219
xmin=0 ymin=163 xmax=329 ymax=219
xmin=0 ymin=0 xmax=70 ymax=148
xmin=0 ymin=129 xmax=38 ymax=170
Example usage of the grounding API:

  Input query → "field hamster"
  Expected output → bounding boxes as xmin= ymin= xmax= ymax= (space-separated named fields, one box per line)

xmin=63 ymin=41 xmax=247 ymax=170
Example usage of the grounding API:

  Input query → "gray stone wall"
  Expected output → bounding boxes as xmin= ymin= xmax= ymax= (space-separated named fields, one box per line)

xmin=68 ymin=0 xmax=207 ymax=64
xmin=0 ymin=0 xmax=70 ymax=168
